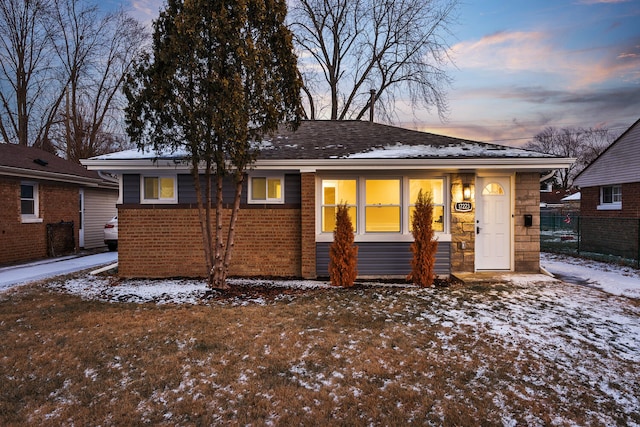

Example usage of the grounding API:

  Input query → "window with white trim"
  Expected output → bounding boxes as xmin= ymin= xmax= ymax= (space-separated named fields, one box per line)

xmin=248 ymin=175 xmax=284 ymax=204
xmin=409 ymin=179 xmax=445 ymax=232
xmin=320 ymin=176 xmax=446 ymax=235
xmin=141 ymin=176 xmax=176 ymax=203
xmin=20 ymin=182 xmax=42 ymax=223
xmin=598 ymin=185 xmax=622 ymax=210
xmin=365 ymin=179 xmax=401 ymax=232
xmin=321 ymin=179 xmax=357 ymax=232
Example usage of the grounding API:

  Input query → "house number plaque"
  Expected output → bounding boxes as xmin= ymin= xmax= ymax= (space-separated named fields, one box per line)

xmin=454 ymin=202 xmax=473 ymax=212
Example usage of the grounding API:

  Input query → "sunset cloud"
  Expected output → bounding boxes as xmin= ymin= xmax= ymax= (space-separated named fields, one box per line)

xmin=451 ymin=31 xmax=640 ymax=89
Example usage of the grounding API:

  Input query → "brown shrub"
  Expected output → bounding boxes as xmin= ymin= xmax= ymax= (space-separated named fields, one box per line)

xmin=409 ymin=190 xmax=438 ymax=287
xmin=329 ymin=203 xmax=358 ymax=287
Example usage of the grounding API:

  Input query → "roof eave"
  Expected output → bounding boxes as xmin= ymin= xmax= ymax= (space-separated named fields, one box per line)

xmin=254 ymin=157 xmax=576 ymax=171
xmin=0 ymin=165 xmax=113 ymax=187
xmin=82 ymin=156 xmax=575 ymax=173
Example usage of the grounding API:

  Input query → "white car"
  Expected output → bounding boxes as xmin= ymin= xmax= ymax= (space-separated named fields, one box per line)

xmin=104 ymin=216 xmax=118 ymax=251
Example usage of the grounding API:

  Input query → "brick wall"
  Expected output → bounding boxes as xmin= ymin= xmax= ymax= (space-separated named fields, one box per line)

xmin=581 ymin=183 xmax=640 ymax=218
xmin=300 ymin=172 xmax=316 ymax=278
xmin=514 ymin=172 xmax=540 ymax=272
xmin=580 ymin=182 xmax=640 ymax=260
xmin=118 ymin=206 xmax=302 ymax=278
xmin=0 ymin=177 xmax=79 ymax=265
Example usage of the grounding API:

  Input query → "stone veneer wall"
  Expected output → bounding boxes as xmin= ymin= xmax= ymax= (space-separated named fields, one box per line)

xmin=450 ymin=172 xmax=541 ymax=273
xmin=514 ymin=172 xmax=541 ymax=272
xmin=450 ymin=173 xmax=476 ymax=273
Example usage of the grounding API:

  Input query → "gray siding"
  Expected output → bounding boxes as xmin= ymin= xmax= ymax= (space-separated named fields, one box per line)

xmin=82 ymin=188 xmax=118 ymax=249
xmin=122 ymin=174 xmax=140 ymax=204
xmin=178 ymin=174 xmax=242 ymax=204
xmin=316 ymin=241 xmax=451 ymax=277
xmin=119 ymin=173 xmax=302 ymax=205
xmin=574 ymin=120 xmax=640 ymax=187
xmin=284 ymin=174 xmax=301 ymax=204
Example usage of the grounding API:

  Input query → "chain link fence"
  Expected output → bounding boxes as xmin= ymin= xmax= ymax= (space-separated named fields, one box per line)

xmin=541 ymin=212 xmax=640 ymax=268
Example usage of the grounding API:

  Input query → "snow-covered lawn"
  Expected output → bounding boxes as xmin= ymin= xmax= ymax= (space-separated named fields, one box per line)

xmin=541 ymin=252 xmax=640 ymax=299
xmin=1 ymin=253 xmax=639 ymax=425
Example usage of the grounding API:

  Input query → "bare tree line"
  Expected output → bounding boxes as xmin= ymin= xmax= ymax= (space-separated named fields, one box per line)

xmin=0 ymin=0 xmax=146 ymax=162
xmin=289 ymin=0 xmax=458 ymax=122
xmin=525 ymin=126 xmax=618 ymax=190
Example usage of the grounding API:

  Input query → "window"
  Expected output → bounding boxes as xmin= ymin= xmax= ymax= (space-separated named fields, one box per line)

xmin=249 ymin=175 xmax=284 ymax=204
xmin=20 ymin=182 xmax=41 ymax=223
xmin=482 ymin=182 xmax=505 ymax=195
xmin=409 ymin=179 xmax=445 ymax=232
xmin=365 ymin=179 xmax=400 ymax=232
xmin=141 ymin=176 xmax=176 ymax=203
xmin=598 ymin=185 xmax=622 ymax=210
xmin=320 ymin=176 xmax=446 ymax=236
xmin=321 ymin=179 xmax=357 ymax=232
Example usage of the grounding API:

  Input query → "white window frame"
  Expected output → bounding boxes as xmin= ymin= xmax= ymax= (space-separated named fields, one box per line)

xmin=316 ymin=174 xmax=450 ymax=242
xmin=20 ymin=181 xmax=43 ymax=223
xmin=364 ymin=178 xmax=402 ymax=233
xmin=247 ymin=173 xmax=285 ymax=204
xmin=140 ymin=175 xmax=177 ymax=204
xmin=598 ymin=185 xmax=622 ymax=210
xmin=406 ymin=177 xmax=447 ymax=234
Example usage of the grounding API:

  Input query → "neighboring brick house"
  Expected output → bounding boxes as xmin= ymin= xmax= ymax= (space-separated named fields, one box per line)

xmin=0 ymin=144 xmax=118 ymax=265
xmin=82 ymin=120 xmax=574 ymax=279
xmin=573 ymin=117 xmax=640 ymax=261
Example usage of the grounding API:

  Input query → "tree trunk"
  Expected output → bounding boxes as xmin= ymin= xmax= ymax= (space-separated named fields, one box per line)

xmin=211 ymin=174 xmax=230 ymax=290
xmin=191 ymin=161 xmax=215 ymax=286
xmin=219 ymin=172 xmax=244 ymax=286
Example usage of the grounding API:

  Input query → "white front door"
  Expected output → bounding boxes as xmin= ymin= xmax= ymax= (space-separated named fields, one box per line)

xmin=475 ymin=176 xmax=511 ymax=270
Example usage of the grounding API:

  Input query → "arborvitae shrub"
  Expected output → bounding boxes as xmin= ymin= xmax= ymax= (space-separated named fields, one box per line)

xmin=329 ymin=203 xmax=358 ymax=287
xmin=409 ymin=190 xmax=439 ymax=287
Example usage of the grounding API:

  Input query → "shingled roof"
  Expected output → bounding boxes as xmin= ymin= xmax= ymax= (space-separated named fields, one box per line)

xmin=0 ymin=143 xmax=112 ymax=186
xmin=90 ymin=121 xmax=556 ymax=162
xmin=256 ymin=120 xmax=555 ymax=160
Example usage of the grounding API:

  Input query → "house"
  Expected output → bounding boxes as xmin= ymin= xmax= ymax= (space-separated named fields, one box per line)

xmin=0 ymin=143 xmax=118 ymax=265
xmin=573 ymin=117 xmax=640 ymax=261
xmin=82 ymin=120 xmax=574 ymax=279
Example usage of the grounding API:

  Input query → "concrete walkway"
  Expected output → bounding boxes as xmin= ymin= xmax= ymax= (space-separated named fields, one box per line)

xmin=0 ymin=251 xmax=118 ymax=291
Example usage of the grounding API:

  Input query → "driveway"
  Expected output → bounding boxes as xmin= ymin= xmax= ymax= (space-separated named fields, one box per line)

xmin=0 ymin=252 xmax=118 ymax=291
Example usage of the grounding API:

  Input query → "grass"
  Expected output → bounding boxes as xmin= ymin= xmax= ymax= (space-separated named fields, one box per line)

xmin=1 ymin=279 xmax=639 ymax=426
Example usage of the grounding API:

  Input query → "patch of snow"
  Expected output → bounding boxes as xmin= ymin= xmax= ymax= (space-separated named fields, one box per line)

xmin=347 ymin=142 xmax=552 ymax=159
xmin=541 ymin=252 xmax=640 ymax=299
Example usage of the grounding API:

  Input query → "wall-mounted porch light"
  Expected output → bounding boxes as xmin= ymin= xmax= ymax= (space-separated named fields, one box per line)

xmin=463 ymin=183 xmax=472 ymax=201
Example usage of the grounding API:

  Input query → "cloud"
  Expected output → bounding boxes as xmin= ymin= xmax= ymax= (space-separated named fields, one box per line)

xmin=127 ymin=0 xmax=163 ymax=26
xmin=451 ymin=31 xmax=640 ymax=89
xmin=451 ymin=31 xmax=555 ymax=72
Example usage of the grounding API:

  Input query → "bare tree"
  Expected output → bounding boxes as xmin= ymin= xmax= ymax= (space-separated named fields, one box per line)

xmin=524 ymin=127 xmax=616 ymax=190
xmin=49 ymin=0 xmax=146 ymax=162
xmin=289 ymin=0 xmax=458 ymax=121
xmin=0 ymin=0 xmax=62 ymax=147
xmin=0 ymin=0 xmax=146 ymax=159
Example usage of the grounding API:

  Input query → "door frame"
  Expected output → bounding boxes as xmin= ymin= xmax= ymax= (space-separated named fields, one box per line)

xmin=475 ymin=174 xmax=514 ymax=271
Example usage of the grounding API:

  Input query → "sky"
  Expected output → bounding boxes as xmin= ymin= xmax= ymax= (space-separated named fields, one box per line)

xmin=112 ymin=0 xmax=640 ymax=147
